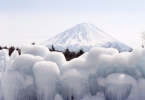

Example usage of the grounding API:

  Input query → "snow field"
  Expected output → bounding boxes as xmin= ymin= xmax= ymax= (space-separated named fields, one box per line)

xmin=0 ymin=45 xmax=145 ymax=100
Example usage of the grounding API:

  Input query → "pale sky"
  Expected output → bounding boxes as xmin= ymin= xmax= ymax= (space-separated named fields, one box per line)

xmin=0 ymin=0 xmax=145 ymax=48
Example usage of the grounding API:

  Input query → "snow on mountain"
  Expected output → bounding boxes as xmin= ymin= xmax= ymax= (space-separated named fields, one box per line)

xmin=41 ymin=23 xmax=132 ymax=52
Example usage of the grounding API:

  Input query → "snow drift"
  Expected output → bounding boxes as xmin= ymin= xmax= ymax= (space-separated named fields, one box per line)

xmin=1 ymin=45 xmax=145 ymax=100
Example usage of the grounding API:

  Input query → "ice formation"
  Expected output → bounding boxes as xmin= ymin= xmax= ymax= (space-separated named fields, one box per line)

xmin=1 ymin=45 xmax=145 ymax=100
xmin=21 ymin=44 xmax=49 ymax=57
xmin=44 ymin=51 xmax=66 ymax=67
xmin=105 ymin=73 xmax=139 ymax=100
xmin=1 ymin=70 xmax=24 ymax=100
xmin=7 ymin=50 xmax=19 ymax=67
xmin=33 ymin=61 xmax=60 ymax=100
xmin=1 ymin=53 xmax=43 ymax=100
xmin=0 ymin=49 xmax=9 ymax=72
xmin=60 ymin=68 xmax=89 ymax=100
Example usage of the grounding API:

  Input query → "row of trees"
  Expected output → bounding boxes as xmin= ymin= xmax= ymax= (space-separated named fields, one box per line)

xmin=0 ymin=46 xmax=21 ymax=56
xmin=49 ymin=45 xmax=84 ymax=61
xmin=0 ymin=45 xmax=84 ymax=61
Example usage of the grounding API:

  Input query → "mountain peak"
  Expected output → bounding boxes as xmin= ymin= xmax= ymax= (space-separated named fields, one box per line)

xmin=41 ymin=23 xmax=132 ymax=52
xmin=77 ymin=22 xmax=88 ymax=25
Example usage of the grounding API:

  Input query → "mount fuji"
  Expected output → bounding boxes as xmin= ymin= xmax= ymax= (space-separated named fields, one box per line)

xmin=41 ymin=23 xmax=132 ymax=52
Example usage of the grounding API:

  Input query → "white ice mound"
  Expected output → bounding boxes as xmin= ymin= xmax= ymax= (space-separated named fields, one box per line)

xmin=44 ymin=51 xmax=66 ymax=67
xmin=60 ymin=77 xmax=89 ymax=100
xmin=0 ymin=49 xmax=9 ymax=71
xmin=88 ymin=47 xmax=119 ymax=57
xmin=54 ymin=94 xmax=63 ymax=100
xmin=0 ymin=49 xmax=8 ymax=57
xmin=33 ymin=61 xmax=60 ymax=100
xmin=1 ymin=54 xmax=43 ymax=100
xmin=7 ymin=54 xmax=43 ymax=75
xmin=81 ymin=93 xmax=106 ymax=100
xmin=1 ymin=70 xmax=24 ymax=100
xmin=0 ymin=79 xmax=3 ymax=100
xmin=21 ymin=44 xmax=49 ymax=57
xmin=7 ymin=50 xmax=19 ymax=67
xmin=1 ymin=46 xmax=145 ymax=100
xmin=60 ymin=68 xmax=89 ymax=100
xmin=0 ymin=61 xmax=4 ymax=72
xmin=105 ymin=73 xmax=139 ymax=100
xmin=138 ymin=78 xmax=145 ymax=100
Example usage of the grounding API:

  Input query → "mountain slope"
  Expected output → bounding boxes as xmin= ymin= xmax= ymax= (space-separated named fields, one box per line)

xmin=41 ymin=23 xmax=132 ymax=52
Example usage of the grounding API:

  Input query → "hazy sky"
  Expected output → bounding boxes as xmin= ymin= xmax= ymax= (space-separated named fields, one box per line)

xmin=0 ymin=0 xmax=145 ymax=48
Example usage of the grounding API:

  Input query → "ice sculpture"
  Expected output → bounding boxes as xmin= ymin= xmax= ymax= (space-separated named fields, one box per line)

xmin=0 ymin=45 xmax=145 ymax=100
xmin=21 ymin=44 xmax=49 ymax=57
xmin=33 ymin=61 xmax=60 ymax=100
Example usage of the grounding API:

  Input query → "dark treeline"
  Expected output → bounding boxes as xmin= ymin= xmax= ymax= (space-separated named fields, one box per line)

xmin=0 ymin=45 xmax=84 ymax=61
xmin=48 ymin=45 xmax=84 ymax=61
xmin=0 ymin=46 xmax=21 ymax=56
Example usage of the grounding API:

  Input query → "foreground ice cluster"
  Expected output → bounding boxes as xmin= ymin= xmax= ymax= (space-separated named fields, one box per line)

xmin=0 ymin=44 xmax=145 ymax=100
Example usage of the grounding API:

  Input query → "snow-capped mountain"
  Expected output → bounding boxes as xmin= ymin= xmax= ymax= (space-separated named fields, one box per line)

xmin=41 ymin=23 xmax=132 ymax=52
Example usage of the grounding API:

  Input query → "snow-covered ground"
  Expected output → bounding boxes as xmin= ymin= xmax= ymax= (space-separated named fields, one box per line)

xmin=1 ymin=44 xmax=145 ymax=100
xmin=41 ymin=23 xmax=132 ymax=52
